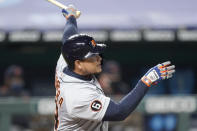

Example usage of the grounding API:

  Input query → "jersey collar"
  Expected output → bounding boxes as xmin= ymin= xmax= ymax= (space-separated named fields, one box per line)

xmin=63 ymin=67 xmax=93 ymax=81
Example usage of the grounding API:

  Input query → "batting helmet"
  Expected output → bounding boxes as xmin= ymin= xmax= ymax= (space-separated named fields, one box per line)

xmin=61 ymin=34 xmax=106 ymax=61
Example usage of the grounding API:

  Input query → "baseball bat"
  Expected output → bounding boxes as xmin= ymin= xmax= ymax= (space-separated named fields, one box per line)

xmin=47 ymin=0 xmax=81 ymax=18
xmin=47 ymin=0 xmax=68 ymax=9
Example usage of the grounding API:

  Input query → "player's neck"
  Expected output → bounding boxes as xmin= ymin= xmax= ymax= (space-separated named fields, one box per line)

xmin=73 ymin=68 xmax=89 ymax=76
xmin=66 ymin=68 xmax=92 ymax=81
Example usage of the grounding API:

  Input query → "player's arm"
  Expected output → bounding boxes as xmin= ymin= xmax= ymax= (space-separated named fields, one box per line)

xmin=61 ymin=5 xmax=79 ymax=44
xmin=103 ymin=61 xmax=175 ymax=121
xmin=55 ymin=6 xmax=79 ymax=85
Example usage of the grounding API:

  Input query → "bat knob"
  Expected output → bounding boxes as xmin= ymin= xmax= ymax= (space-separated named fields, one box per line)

xmin=76 ymin=11 xmax=81 ymax=19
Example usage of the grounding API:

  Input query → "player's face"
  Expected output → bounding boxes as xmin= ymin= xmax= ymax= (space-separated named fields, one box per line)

xmin=80 ymin=54 xmax=102 ymax=75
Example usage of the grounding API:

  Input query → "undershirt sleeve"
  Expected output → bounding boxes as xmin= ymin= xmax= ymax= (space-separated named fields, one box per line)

xmin=62 ymin=16 xmax=78 ymax=44
xmin=103 ymin=80 xmax=149 ymax=121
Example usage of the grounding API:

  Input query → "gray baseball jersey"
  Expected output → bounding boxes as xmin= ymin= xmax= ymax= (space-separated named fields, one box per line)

xmin=55 ymin=55 xmax=110 ymax=131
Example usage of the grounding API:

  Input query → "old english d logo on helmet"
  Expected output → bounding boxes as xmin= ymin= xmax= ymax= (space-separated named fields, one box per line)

xmin=91 ymin=40 xmax=97 ymax=47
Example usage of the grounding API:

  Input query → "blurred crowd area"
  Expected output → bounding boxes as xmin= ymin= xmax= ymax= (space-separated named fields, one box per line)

xmin=1 ymin=60 xmax=196 ymax=97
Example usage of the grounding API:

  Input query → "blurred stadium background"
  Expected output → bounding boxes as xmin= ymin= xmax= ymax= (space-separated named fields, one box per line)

xmin=1 ymin=0 xmax=197 ymax=131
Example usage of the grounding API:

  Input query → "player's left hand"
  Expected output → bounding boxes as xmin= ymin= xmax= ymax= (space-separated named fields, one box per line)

xmin=141 ymin=61 xmax=175 ymax=87
xmin=62 ymin=4 xmax=81 ymax=19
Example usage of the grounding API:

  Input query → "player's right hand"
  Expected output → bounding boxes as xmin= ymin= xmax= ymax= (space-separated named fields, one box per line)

xmin=141 ymin=61 xmax=175 ymax=87
xmin=62 ymin=5 xmax=81 ymax=19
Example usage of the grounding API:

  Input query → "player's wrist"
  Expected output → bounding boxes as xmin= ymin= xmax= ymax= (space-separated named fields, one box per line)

xmin=141 ymin=76 xmax=152 ymax=87
xmin=141 ymin=66 xmax=160 ymax=87
xmin=62 ymin=5 xmax=81 ymax=19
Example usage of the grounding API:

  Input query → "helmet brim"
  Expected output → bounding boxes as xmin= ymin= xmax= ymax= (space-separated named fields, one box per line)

xmin=83 ymin=43 xmax=106 ymax=59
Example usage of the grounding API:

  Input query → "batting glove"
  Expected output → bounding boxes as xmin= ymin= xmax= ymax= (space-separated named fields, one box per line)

xmin=62 ymin=5 xmax=81 ymax=19
xmin=141 ymin=61 xmax=175 ymax=87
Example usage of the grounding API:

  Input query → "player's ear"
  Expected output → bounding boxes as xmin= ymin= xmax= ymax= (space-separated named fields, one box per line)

xmin=75 ymin=60 xmax=82 ymax=70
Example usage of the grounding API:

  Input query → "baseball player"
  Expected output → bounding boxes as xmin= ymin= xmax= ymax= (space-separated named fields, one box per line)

xmin=54 ymin=5 xmax=176 ymax=131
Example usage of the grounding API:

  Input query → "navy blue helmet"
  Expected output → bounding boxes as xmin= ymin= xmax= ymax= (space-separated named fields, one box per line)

xmin=62 ymin=34 xmax=106 ymax=61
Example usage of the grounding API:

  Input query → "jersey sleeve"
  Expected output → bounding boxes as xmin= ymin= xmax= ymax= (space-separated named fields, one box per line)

xmin=67 ymin=86 xmax=110 ymax=121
